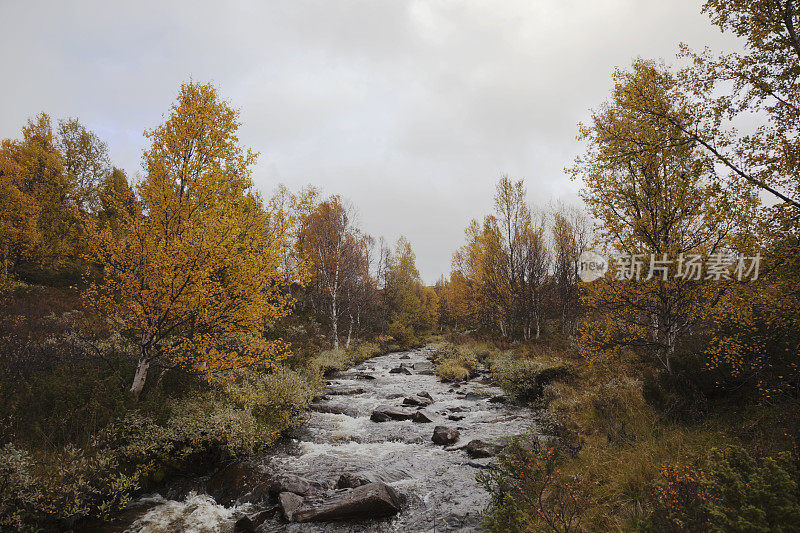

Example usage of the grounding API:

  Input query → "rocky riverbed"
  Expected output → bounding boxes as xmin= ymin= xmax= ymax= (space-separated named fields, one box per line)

xmin=87 ymin=348 xmax=539 ymax=532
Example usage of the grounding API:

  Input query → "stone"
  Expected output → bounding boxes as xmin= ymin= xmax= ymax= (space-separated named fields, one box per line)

xmin=462 ymin=392 xmax=489 ymax=401
xmin=233 ymin=515 xmax=254 ymax=532
xmin=370 ymin=405 xmax=415 ymax=422
xmin=326 ymin=387 xmax=367 ymax=396
xmin=402 ymin=394 xmax=433 ymax=407
xmin=488 ymin=395 xmax=508 ymax=404
xmin=388 ymin=366 xmax=413 ymax=375
xmin=432 ymin=425 xmax=459 ymax=445
xmin=411 ymin=410 xmax=434 ymax=423
xmin=308 ymin=404 xmax=358 ymax=417
xmin=279 ymin=491 xmax=304 ymax=521
xmin=269 ymin=474 xmax=319 ymax=497
xmin=465 ymin=439 xmax=504 ymax=458
xmin=335 ymin=472 xmax=373 ymax=489
xmin=447 ymin=414 xmax=465 ymax=421
xmin=292 ymin=482 xmax=401 ymax=522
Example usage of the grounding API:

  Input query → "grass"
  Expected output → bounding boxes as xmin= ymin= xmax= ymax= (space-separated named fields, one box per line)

xmin=457 ymin=337 xmax=800 ymax=532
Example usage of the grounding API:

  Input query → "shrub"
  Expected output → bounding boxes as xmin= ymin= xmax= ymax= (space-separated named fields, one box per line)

xmin=431 ymin=343 xmax=479 ymax=382
xmin=546 ymin=375 xmax=650 ymax=446
xmin=492 ymin=352 xmax=575 ymax=404
xmin=478 ymin=436 xmax=590 ymax=533
xmin=0 ymin=365 xmax=318 ymax=528
xmin=352 ymin=342 xmax=382 ymax=364
xmin=646 ymin=445 xmax=800 ymax=532
xmin=308 ymin=349 xmax=349 ymax=375
xmin=0 ymin=444 xmax=38 ymax=531
xmin=388 ymin=321 xmax=419 ymax=350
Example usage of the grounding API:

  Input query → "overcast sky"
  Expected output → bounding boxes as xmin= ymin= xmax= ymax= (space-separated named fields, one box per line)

xmin=0 ymin=1 xmax=744 ymax=283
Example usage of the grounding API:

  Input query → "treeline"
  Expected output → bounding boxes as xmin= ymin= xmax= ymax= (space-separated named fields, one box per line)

xmin=0 ymin=82 xmax=437 ymax=400
xmin=435 ymin=177 xmax=588 ymax=341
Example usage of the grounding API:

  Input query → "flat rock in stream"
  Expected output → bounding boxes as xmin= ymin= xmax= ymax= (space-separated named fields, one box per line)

xmin=370 ymin=405 xmax=415 ymax=422
xmin=465 ymin=439 xmax=505 ymax=458
xmin=412 ymin=361 xmax=434 ymax=372
xmin=432 ymin=425 xmax=460 ymax=445
xmin=292 ymin=482 xmax=401 ymax=522
xmin=279 ymin=491 xmax=304 ymax=521
xmin=388 ymin=366 xmax=413 ymax=375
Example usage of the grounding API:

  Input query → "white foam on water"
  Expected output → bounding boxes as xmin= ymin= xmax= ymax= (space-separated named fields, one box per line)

xmin=125 ymin=492 xmax=249 ymax=533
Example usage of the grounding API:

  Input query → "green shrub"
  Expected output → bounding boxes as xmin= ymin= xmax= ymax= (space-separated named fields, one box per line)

xmin=646 ymin=445 xmax=800 ymax=532
xmin=492 ymin=352 xmax=575 ymax=404
xmin=0 ymin=444 xmax=38 ymax=531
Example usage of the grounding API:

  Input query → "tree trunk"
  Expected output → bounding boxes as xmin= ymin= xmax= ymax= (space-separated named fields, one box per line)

xmin=130 ymin=354 xmax=150 ymax=401
xmin=346 ymin=313 xmax=354 ymax=349
xmin=332 ymin=299 xmax=339 ymax=350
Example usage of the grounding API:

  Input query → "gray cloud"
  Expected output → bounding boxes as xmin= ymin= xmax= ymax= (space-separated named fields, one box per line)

xmin=0 ymin=0 xmax=743 ymax=282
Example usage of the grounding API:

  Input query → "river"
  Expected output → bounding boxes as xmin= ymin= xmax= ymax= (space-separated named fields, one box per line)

xmin=96 ymin=347 xmax=537 ymax=532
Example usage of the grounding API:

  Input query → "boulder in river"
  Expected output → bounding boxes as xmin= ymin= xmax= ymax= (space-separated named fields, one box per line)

xmin=488 ymin=395 xmax=508 ymax=404
xmin=388 ymin=366 xmax=413 ymax=375
xmin=448 ymin=414 xmax=465 ymax=421
xmin=465 ymin=439 xmax=504 ymax=458
xmin=461 ymin=392 xmax=490 ymax=401
xmin=432 ymin=425 xmax=459 ymax=445
xmin=399 ymin=354 xmax=411 ymax=359
xmin=402 ymin=394 xmax=433 ymax=407
xmin=336 ymin=472 xmax=374 ymax=489
xmin=269 ymin=474 xmax=319 ymax=497
xmin=292 ymin=482 xmax=401 ymax=522
xmin=370 ymin=405 xmax=415 ymax=422
xmin=279 ymin=491 xmax=304 ymax=521
xmin=417 ymin=391 xmax=433 ymax=400
xmin=412 ymin=410 xmax=434 ymax=423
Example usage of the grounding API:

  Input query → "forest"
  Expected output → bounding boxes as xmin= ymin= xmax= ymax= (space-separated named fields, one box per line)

xmin=2 ymin=1 xmax=800 ymax=532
